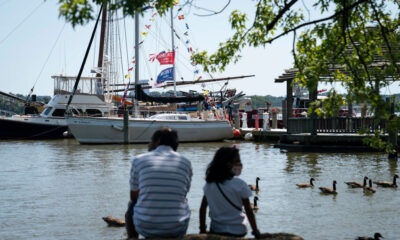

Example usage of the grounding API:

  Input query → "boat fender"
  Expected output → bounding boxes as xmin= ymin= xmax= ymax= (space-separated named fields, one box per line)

xmin=63 ymin=131 xmax=73 ymax=137
xmin=244 ymin=132 xmax=253 ymax=140
xmin=111 ymin=125 xmax=124 ymax=131
xmin=233 ymin=129 xmax=241 ymax=138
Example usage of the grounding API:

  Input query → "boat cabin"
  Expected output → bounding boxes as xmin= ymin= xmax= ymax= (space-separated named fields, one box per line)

xmin=39 ymin=75 xmax=116 ymax=118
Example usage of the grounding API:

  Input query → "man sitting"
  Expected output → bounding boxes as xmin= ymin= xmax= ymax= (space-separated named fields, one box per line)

xmin=126 ymin=127 xmax=193 ymax=238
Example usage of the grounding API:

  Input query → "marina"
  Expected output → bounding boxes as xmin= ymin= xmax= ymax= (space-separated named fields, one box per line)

xmin=1 ymin=0 xmax=400 ymax=239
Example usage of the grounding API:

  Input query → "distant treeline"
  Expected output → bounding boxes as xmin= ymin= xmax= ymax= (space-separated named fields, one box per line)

xmin=247 ymin=94 xmax=400 ymax=110
xmin=1 ymin=92 xmax=399 ymax=114
xmin=247 ymin=95 xmax=285 ymax=109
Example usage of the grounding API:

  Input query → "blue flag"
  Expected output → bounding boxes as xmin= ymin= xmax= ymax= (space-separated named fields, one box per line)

xmin=156 ymin=67 xmax=174 ymax=85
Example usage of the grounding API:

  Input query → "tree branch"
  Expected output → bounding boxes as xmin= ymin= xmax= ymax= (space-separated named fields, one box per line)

xmin=347 ymin=30 xmax=373 ymax=86
xmin=266 ymin=0 xmax=298 ymax=31
xmin=370 ymin=1 xmax=400 ymax=77
xmin=265 ymin=0 xmax=369 ymax=44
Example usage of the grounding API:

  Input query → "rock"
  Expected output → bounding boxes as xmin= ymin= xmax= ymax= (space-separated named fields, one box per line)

xmin=102 ymin=216 xmax=125 ymax=227
xmin=140 ymin=233 xmax=303 ymax=240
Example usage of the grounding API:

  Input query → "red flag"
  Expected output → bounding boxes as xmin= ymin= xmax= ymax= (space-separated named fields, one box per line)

xmin=156 ymin=51 xmax=175 ymax=65
xmin=132 ymin=60 xmax=136 ymax=64
xmin=145 ymin=25 xmax=151 ymax=29
xmin=178 ymin=15 xmax=184 ymax=20
xmin=152 ymin=12 xmax=157 ymax=17
xmin=128 ymin=67 xmax=133 ymax=71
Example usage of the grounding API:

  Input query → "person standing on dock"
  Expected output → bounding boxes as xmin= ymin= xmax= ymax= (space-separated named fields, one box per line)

xmin=226 ymin=105 xmax=233 ymax=125
xmin=126 ymin=127 xmax=193 ymax=238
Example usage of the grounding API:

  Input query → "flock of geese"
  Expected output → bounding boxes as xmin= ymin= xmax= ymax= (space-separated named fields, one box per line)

xmin=295 ymin=174 xmax=398 ymax=194
xmin=247 ymin=175 xmax=398 ymax=240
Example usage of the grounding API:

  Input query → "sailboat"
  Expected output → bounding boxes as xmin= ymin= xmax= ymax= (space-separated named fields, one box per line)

xmin=66 ymin=5 xmax=234 ymax=144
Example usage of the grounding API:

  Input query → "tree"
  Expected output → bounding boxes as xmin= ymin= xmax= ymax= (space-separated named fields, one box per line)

xmin=58 ymin=0 xmax=400 ymax=153
xmin=58 ymin=0 xmax=175 ymax=27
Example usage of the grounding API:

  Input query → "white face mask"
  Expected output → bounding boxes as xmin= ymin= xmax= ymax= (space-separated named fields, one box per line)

xmin=232 ymin=164 xmax=242 ymax=176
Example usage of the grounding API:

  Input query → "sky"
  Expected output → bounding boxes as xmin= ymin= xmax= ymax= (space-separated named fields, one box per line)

xmin=1 ymin=0 xmax=399 ymax=98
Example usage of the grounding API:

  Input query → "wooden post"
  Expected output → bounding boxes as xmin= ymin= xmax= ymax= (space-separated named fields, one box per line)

xmin=309 ymin=87 xmax=318 ymax=136
xmin=255 ymin=112 xmax=259 ymax=130
xmin=123 ymin=108 xmax=129 ymax=144
xmin=272 ymin=112 xmax=278 ymax=129
xmin=286 ymin=79 xmax=293 ymax=133
xmin=347 ymin=100 xmax=353 ymax=132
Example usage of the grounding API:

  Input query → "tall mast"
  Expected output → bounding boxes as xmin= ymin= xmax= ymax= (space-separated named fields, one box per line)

xmin=170 ymin=6 xmax=176 ymax=96
xmin=96 ymin=3 xmax=107 ymax=96
xmin=134 ymin=11 xmax=140 ymax=117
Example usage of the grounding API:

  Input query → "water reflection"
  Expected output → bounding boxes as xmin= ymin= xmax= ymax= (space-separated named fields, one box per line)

xmin=285 ymin=152 xmax=321 ymax=177
xmin=388 ymin=159 xmax=398 ymax=175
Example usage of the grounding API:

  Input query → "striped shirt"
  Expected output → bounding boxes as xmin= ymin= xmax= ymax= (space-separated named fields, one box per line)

xmin=130 ymin=145 xmax=192 ymax=238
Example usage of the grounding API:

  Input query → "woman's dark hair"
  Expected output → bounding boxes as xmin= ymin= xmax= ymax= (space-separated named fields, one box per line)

xmin=149 ymin=127 xmax=179 ymax=151
xmin=206 ymin=146 xmax=240 ymax=183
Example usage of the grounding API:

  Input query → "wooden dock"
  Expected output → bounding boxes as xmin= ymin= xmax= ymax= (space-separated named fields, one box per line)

xmin=240 ymin=128 xmax=287 ymax=141
xmin=240 ymin=128 xmax=390 ymax=152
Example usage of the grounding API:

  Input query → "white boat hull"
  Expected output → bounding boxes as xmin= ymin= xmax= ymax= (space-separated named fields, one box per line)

xmin=67 ymin=117 xmax=234 ymax=144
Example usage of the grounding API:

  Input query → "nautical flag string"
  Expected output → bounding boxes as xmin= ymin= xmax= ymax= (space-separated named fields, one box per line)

xmin=120 ymin=82 xmax=130 ymax=107
xmin=120 ymin=7 xmax=159 ymax=107
xmin=174 ymin=8 xmax=204 ymax=83
xmin=149 ymin=53 xmax=157 ymax=62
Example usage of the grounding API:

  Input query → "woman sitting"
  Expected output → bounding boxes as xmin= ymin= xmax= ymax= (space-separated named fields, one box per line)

xmin=199 ymin=146 xmax=262 ymax=238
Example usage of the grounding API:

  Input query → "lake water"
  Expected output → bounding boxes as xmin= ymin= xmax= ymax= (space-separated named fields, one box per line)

xmin=0 ymin=139 xmax=399 ymax=240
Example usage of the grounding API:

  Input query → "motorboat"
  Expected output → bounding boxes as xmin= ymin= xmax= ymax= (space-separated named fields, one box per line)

xmin=0 ymin=76 xmax=115 ymax=140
